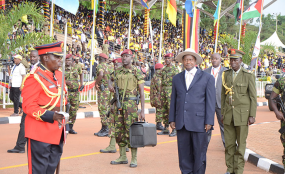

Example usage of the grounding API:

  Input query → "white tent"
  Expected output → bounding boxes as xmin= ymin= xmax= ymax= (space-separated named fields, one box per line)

xmin=261 ymin=31 xmax=285 ymax=48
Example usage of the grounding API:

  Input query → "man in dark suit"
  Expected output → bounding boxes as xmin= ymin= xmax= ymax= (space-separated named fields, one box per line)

xmin=204 ymin=53 xmax=227 ymax=146
xmin=169 ymin=48 xmax=216 ymax=174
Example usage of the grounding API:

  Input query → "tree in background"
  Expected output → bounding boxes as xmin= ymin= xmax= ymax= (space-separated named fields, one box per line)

xmin=0 ymin=2 xmax=53 ymax=60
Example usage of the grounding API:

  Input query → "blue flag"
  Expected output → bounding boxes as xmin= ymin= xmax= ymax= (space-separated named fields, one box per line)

xmin=185 ymin=0 xmax=196 ymax=17
xmin=54 ymin=0 xmax=79 ymax=15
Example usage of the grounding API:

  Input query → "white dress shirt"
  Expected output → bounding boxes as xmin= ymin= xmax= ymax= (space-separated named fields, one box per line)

xmin=185 ymin=67 xmax=197 ymax=90
xmin=10 ymin=63 xmax=26 ymax=87
xmin=211 ymin=65 xmax=221 ymax=87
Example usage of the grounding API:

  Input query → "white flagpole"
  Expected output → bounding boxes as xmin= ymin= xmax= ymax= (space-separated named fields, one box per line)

xmin=127 ymin=0 xmax=134 ymax=49
xmin=149 ymin=18 xmax=154 ymax=63
xmin=90 ymin=0 xmax=96 ymax=80
xmin=60 ymin=22 xmax=68 ymax=112
xmin=214 ymin=0 xmax=222 ymax=53
xmin=50 ymin=0 xmax=54 ymax=37
xmin=158 ymin=0 xmax=164 ymax=63
xmin=238 ymin=0 xmax=244 ymax=50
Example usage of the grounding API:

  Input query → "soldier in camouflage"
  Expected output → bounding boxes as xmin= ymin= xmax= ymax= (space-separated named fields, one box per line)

xmin=109 ymin=49 xmax=145 ymax=168
xmin=158 ymin=53 xmax=179 ymax=137
xmin=94 ymin=53 xmax=113 ymax=137
xmin=150 ymin=63 xmax=164 ymax=130
xmin=269 ymin=76 xmax=285 ymax=170
xmin=65 ymin=54 xmax=83 ymax=134
xmin=100 ymin=58 xmax=129 ymax=153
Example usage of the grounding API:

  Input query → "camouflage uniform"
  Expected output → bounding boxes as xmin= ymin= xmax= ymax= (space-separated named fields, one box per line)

xmin=65 ymin=64 xmax=82 ymax=125
xmin=96 ymin=62 xmax=113 ymax=126
xmin=272 ymin=77 xmax=285 ymax=168
xmin=161 ymin=65 xmax=179 ymax=124
xmin=150 ymin=69 xmax=163 ymax=122
xmin=113 ymin=66 xmax=144 ymax=147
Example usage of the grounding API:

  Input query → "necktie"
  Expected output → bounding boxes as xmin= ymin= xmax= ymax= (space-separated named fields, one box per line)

xmin=233 ymin=71 xmax=237 ymax=81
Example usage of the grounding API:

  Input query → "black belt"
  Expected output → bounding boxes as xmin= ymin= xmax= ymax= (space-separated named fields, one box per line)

xmin=123 ymin=97 xmax=138 ymax=101
xmin=68 ymin=89 xmax=78 ymax=92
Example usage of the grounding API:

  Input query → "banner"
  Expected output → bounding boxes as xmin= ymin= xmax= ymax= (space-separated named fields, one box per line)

xmin=250 ymin=24 xmax=262 ymax=70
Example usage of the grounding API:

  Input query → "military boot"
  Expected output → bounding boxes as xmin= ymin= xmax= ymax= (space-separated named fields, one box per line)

xmin=110 ymin=146 xmax=128 ymax=165
xmin=94 ymin=125 xmax=103 ymax=136
xmin=98 ymin=125 xmax=109 ymax=137
xmin=156 ymin=122 xmax=164 ymax=130
xmin=69 ymin=124 xmax=77 ymax=134
xmin=157 ymin=124 xmax=169 ymax=135
xmin=169 ymin=129 xmax=177 ymax=137
xmin=100 ymin=137 xmax=117 ymax=153
xmin=129 ymin=148 xmax=138 ymax=168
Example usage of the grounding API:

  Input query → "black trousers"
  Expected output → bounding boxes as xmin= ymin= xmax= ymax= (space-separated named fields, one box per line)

xmin=14 ymin=113 xmax=27 ymax=151
xmin=177 ymin=127 xmax=208 ymax=174
xmin=208 ymin=103 xmax=225 ymax=147
xmin=27 ymin=138 xmax=63 ymax=174
xmin=9 ymin=87 xmax=22 ymax=114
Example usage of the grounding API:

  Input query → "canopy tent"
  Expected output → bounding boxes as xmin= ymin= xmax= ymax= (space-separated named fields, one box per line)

xmin=261 ymin=31 xmax=285 ymax=48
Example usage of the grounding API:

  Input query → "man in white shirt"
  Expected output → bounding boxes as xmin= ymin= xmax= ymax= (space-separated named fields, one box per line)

xmin=81 ymin=32 xmax=86 ymax=52
xmin=204 ymin=53 xmax=227 ymax=147
xmin=264 ymin=57 xmax=269 ymax=70
xmin=7 ymin=55 xmax=26 ymax=116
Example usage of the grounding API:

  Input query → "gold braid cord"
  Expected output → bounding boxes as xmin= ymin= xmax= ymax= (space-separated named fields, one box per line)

xmin=222 ymin=71 xmax=233 ymax=95
xmin=33 ymin=74 xmax=62 ymax=111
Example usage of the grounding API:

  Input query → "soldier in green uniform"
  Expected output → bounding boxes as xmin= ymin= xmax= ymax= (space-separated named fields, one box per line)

xmin=65 ymin=54 xmax=83 ymax=134
xmin=158 ymin=53 xmax=179 ymax=137
xmin=269 ymin=71 xmax=285 ymax=170
xmin=150 ymin=63 xmax=164 ymax=130
xmin=94 ymin=53 xmax=113 ymax=137
xmin=100 ymin=58 xmax=129 ymax=153
xmin=221 ymin=49 xmax=257 ymax=174
xmin=109 ymin=49 xmax=145 ymax=168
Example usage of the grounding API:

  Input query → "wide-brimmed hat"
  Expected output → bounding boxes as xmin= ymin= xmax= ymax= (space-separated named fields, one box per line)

xmin=176 ymin=48 xmax=202 ymax=64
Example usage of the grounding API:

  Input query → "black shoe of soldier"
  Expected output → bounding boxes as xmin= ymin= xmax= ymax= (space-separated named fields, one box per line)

xmin=169 ymin=129 xmax=177 ymax=137
xmin=69 ymin=129 xmax=77 ymax=134
xmin=98 ymin=127 xmax=109 ymax=137
xmin=157 ymin=130 xmax=170 ymax=135
xmin=156 ymin=122 xmax=164 ymax=130
xmin=94 ymin=126 xmax=103 ymax=136
xmin=7 ymin=148 xmax=25 ymax=153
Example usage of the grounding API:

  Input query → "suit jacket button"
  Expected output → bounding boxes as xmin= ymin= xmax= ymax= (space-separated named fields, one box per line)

xmin=186 ymin=93 xmax=188 ymax=95
xmin=185 ymin=102 xmax=187 ymax=104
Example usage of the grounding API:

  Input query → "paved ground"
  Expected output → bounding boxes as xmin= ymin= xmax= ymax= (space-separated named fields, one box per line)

xmin=0 ymin=105 xmax=275 ymax=174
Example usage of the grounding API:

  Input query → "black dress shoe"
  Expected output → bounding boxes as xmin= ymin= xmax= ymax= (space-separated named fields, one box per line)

xmin=7 ymin=149 xmax=25 ymax=153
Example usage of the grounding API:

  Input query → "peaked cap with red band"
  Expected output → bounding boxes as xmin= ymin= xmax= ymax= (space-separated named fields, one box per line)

xmin=112 ymin=58 xmax=122 ymax=63
xmin=155 ymin=63 xmax=164 ymax=70
xmin=35 ymin=41 xmax=64 ymax=56
xmin=164 ymin=53 xmax=174 ymax=58
xmin=99 ymin=53 xmax=108 ymax=59
xmin=121 ymin=49 xmax=133 ymax=56
xmin=228 ymin=49 xmax=245 ymax=59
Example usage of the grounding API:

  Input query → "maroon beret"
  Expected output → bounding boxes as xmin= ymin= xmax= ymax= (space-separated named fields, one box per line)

xmin=155 ymin=63 xmax=164 ymax=70
xmin=164 ymin=53 xmax=174 ymax=58
xmin=66 ymin=54 xmax=72 ymax=59
xmin=99 ymin=53 xmax=108 ymax=59
xmin=112 ymin=58 xmax=122 ymax=63
xmin=121 ymin=49 xmax=132 ymax=56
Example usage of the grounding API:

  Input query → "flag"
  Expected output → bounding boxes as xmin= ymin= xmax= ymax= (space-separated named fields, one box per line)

xmin=141 ymin=0 xmax=149 ymax=9
xmin=54 ymin=0 xmax=79 ymax=15
xmin=233 ymin=0 xmax=243 ymax=22
xmin=185 ymin=0 xmax=196 ymax=17
xmin=250 ymin=24 xmax=262 ymax=70
xmin=242 ymin=0 xmax=263 ymax=20
xmin=166 ymin=0 xmax=177 ymax=26
xmin=183 ymin=9 xmax=200 ymax=53
xmin=213 ymin=0 xmax=221 ymax=26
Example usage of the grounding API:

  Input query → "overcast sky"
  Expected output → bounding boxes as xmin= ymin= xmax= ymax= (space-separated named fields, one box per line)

xmin=261 ymin=0 xmax=285 ymax=16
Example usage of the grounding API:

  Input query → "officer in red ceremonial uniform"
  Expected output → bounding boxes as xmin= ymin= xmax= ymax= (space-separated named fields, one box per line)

xmin=21 ymin=42 xmax=68 ymax=174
